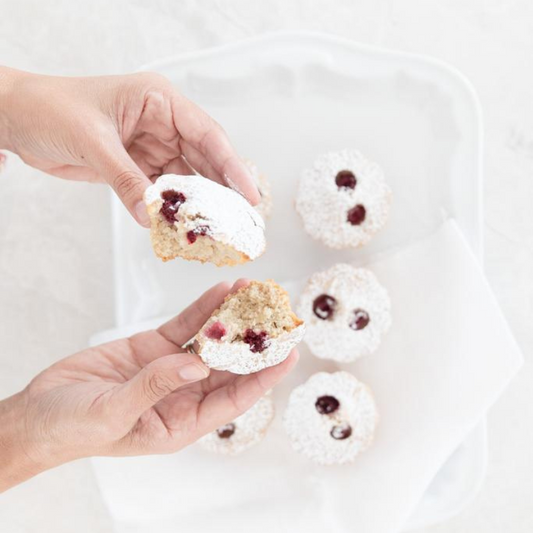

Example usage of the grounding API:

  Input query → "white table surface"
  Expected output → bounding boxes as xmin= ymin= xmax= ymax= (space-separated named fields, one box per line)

xmin=0 ymin=1 xmax=532 ymax=532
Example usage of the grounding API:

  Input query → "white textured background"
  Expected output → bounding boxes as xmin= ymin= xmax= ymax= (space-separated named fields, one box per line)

xmin=0 ymin=1 xmax=532 ymax=531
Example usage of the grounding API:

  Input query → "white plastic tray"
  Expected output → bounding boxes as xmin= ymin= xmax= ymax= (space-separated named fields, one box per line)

xmin=100 ymin=31 xmax=486 ymax=530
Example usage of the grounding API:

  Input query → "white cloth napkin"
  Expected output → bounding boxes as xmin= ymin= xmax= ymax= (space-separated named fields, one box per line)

xmin=91 ymin=220 xmax=522 ymax=533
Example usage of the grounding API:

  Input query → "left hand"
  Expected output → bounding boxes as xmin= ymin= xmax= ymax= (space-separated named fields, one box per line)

xmin=0 ymin=279 xmax=299 ymax=492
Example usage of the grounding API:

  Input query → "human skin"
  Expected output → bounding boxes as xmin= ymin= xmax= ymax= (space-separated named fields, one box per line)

xmin=0 ymin=69 xmax=291 ymax=492
xmin=0 ymin=279 xmax=299 ymax=492
xmin=0 ymin=66 xmax=260 ymax=225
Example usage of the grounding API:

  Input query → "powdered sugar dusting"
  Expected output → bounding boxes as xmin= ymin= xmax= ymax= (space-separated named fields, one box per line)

xmin=298 ymin=264 xmax=391 ymax=362
xmin=198 ymin=394 xmax=275 ymax=455
xmin=197 ymin=324 xmax=305 ymax=374
xmin=295 ymin=149 xmax=391 ymax=249
xmin=144 ymin=174 xmax=266 ymax=260
xmin=283 ymin=371 xmax=378 ymax=465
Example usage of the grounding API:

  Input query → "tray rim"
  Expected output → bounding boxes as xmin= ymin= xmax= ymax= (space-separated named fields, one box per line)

xmin=137 ymin=30 xmax=484 ymax=262
xmin=108 ymin=30 xmax=486 ymax=531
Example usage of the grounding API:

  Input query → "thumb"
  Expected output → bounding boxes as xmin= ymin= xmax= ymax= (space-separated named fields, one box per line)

xmin=112 ymin=353 xmax=210 ymax=422
xmin=91 ymin=139 xmax=153 ymax=227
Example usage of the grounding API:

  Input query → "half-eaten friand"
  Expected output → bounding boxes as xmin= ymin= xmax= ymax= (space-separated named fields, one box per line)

xmin=195 ymin=280 xmax=305 ymax=374
xmin=144 ymin=174 xmax=266 ymax=266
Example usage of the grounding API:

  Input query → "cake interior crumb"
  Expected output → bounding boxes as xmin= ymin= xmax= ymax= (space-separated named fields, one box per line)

xmin=148 ymin=203 xmax=246 ymax=266
xmin=206 ymin=280 xmax=303 ymax=342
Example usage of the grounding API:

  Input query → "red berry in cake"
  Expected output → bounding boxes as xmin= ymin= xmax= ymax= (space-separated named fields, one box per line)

xmin=160 ymin=190 xmax=186 ymax=223
xmin=216 ymin=423 xmax=236 ymax=439
xmin=161 ymin=190 xmax=186 ymax=203
xmin=330 ymin=423 xmax=352 ymax=440
xmin=205 ymin=321 xmax=227 ymax=340
xmin=313 ymin=294 xmax=337 ymax=320
xmin=243 ymin=329 xmax=270 ymax=353
xmin=315 ymin=395 xmax=340 ymax=415
xmin=199 ymin=395 xmax=275 ymax=454
xmin=347 ymin=204 xmax=366 ymax=226
xmin=335 ymin=170 xmax=357 ymax=190
xmin=186 ymin=225 xmax=210 ymax=244
xmin=349 ymin=309 xmax=370 ymax=331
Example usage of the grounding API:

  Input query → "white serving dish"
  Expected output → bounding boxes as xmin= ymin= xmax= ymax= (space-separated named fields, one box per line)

xmin=97 ymin=31 xmax=485 ymax=530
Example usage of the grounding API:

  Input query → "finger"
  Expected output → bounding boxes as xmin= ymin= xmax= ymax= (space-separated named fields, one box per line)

xmin=111 ymin=352 xmax=210 ymax=421
xmin=178 ymin=139 xmax=225 ymax=186
xmin=130 ymin=132 xmax=179 ymax=162
xmin=89 ymin=137 xmax=153 ymax=227
xmin=227 ymin=277 xmax=250 ymax=294
xmin=196 ymin=349 xmax=299 ymax=434
xmin=171 ymin=94 xmax=261 ymax=205
xmin=157 ymin=281 xmax=232 ymax=348
xmin=128 ymin=145 xmax=193 ymax=179
xmin=126 ymin=148 xmax=161 ymax=180
xmin=128 ymin=133 xmax=184 ymax=175
xmin=163 ymin=155 xmax=196 ymax=176
xmin=182 ymin=276 xmax=250 ymax=349
xmin=184 ymin=276 xmax=251 ymax=358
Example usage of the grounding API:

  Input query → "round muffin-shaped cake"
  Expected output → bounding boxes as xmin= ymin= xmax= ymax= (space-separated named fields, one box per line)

xmin=297 ymin=263 xmax=391 ymax=362
xmin=283 ymin=371 xmax=378 ymax=465
xmin=199 ymin=394 xmax=275 ymax=455
xmin=196 ymin=280 xmax=305 ymax=375
xmin=295 ymin=149 xmax=391 ymax=249
xmin=144 ymin=174 xmax=266 ymax=266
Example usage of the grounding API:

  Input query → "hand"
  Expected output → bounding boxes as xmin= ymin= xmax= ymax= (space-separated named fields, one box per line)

xmin=0 ymin=280 xmax=299 ymax=492
xmin=0 ymin=67 xmax=260 ymax=226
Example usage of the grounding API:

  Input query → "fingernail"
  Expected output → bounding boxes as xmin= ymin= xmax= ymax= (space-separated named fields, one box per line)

xmin=134 ymin=201 xmax=151 ymax=228
xmin=179 ymin=363 xmax=209 ymax=381
xmin=224 ymin=173 xmax=246 ymax=198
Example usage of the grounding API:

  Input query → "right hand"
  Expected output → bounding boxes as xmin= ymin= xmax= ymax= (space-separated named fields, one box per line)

xmin=0 ymin=67 xmax=260 ymax=226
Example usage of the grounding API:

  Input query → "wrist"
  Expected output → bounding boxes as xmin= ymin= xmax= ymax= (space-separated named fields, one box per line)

xmin=0 ymin=391 xmax=49 ymax=492
xmin=0 ymin=66 xmax=29 ymax=151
